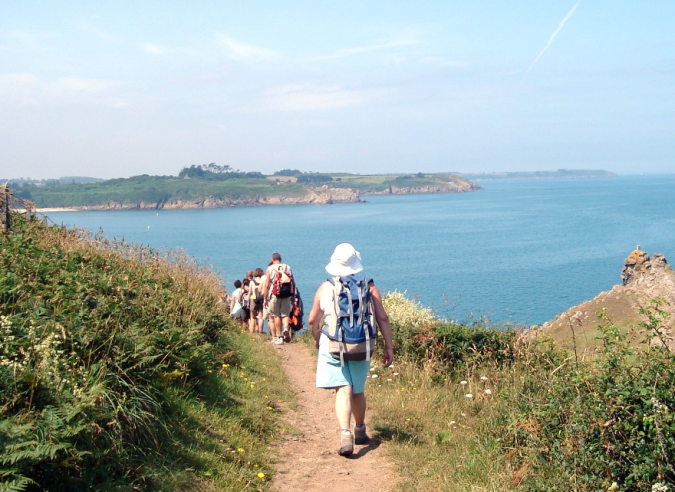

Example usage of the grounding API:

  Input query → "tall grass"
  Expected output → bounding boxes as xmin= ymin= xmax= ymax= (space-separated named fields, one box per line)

xmin=368 ymin=292 xmax=675 ymax=491
xmin=0 ymin=214 xmax=293 ymax=491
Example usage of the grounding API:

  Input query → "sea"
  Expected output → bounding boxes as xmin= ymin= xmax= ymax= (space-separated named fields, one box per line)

xmin=45 ymin=174 xmax=675 ymax=327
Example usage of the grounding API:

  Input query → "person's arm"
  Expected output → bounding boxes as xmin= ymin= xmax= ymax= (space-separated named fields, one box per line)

xmin=370 ymin=285 xmax=394 ymax=367
xmin=308 ymin=283 xmax=327 ymax=350
xmin=262 ymin=269 xmax=270 ymax=305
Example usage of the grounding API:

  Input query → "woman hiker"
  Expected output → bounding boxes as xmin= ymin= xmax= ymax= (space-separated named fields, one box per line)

xmin=308 ymin=243 xmax=394 ymax=456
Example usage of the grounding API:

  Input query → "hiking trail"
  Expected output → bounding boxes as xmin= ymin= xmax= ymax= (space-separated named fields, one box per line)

xmin=271 ymin=341 xmax=398 ymax=492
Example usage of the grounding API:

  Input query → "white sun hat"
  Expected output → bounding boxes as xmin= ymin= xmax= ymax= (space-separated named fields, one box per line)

xmin=325 ymin=243 xmax=364 ymax=277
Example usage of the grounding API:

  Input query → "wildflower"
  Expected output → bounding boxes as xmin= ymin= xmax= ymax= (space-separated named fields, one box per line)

xmin=266 ymin=406 xmax=273 ymax=411
xmin=370 ymin=367 xmax=377 ymax=371
xmin=393 ymin=372 xmax=399 ymax=376
xmin=207 ymin=370 xmax=212 ymax=373
xmin=387 ymin=378 xmax=392 ymax=381
xmin=237 ymin=448 xmax=244 ymax=453
xmin=222 ymin=363 xmax=230 ymax=368
xmin=371 ymin=374 xmax=378 ymax=379
xmin=460 ymin=381 xmax=467 ymax=386
xmin=465 ymin=394 xmax=473 ymax=398
xmin=449 ymin=421 xmax=456 ymax=425
xmin=480 ymin=375 xmax=488 ymax=382
xmin=484 ymin=389 xmax=492 ymax=395
xmin=652 ymin=483 xmax=669 ymax=492
xmin=257 ymin=472 xmax=265 ymax=479
xmin=607 ymin=483 xmax=619 ymax=492
xmin=250 ymin=384 xmax=255 ymax=388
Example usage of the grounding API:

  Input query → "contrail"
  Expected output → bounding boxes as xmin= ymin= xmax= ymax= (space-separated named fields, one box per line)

xmin=525 ymin=2 xmax=579 ymax=76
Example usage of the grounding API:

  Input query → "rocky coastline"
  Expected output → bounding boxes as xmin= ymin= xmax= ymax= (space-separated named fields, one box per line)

xmin=362 ymin=181 xmax=481 ymax=195
xmin=527 ymin=248 xmax=675 ymax=351
xmin=36 ymin=184 xmax=482 ymax=212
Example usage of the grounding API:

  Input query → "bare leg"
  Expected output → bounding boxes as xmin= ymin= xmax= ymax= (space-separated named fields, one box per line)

xmin=351 ymin=391 xmax=366 ymax=427
xmin=335 ymin=386 xmax=353 ymax=430
xmin=272 ymin=315 xmax=282 ymax=339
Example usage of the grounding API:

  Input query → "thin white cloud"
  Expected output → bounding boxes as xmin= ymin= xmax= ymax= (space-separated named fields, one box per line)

xmin=525 ymin=2 xmax=580 ymax=77
xmin=309 ymin=39 xmax=420 ymax=61
xmin=216 ymin=34 xmax=278 ymax=59
xmin=0 ymin=72 xmax=123 ymax=107
xmin=261 ymin=83 xmax=388 ymax=112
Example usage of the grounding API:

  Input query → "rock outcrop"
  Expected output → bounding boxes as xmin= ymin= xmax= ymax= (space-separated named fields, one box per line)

xmin=529 ymin=248 xmax=675 ymax=352
xmin=72 ymin=187 xmax=362 ymax=211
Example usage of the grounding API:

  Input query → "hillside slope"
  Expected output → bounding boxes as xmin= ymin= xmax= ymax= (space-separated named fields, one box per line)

xmin=530 ymin=248 xmax=675 ymax=352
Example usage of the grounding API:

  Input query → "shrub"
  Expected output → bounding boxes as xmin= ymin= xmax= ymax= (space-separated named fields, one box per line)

xmin=0 ymin=216 xmax=237 ymax=490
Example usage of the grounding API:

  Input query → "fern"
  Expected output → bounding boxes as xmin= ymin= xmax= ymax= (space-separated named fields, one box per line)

xmin=0 ymin=471 xmax=36 ymax=492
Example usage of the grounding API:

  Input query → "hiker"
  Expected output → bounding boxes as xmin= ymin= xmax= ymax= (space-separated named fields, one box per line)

xmin=240 ymin=279 xmax=252 ymax=328
xmin=308 ymin=243 xmax=394 ymax=456
xmin=248 ymin=268 xmax=265 ymax=334
xmin=229 ymin=280 xmax=246 ymax=328
xmin=263 ymin=252 xmax=295 ymax=345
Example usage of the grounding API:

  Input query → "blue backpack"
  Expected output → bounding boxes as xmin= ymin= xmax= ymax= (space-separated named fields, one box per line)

xmin=321 ymin=275 xmax=377 ymax=365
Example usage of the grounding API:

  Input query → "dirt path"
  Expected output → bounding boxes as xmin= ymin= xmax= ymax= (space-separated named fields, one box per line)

xmin=271 ymin=342 xmax=398 ymax=492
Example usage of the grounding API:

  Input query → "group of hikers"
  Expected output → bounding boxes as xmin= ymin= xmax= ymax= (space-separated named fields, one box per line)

xmin=228 ymin=252 xmax=301 ymax=345
xmin=228 ymin=245 xmax=395 ymax=457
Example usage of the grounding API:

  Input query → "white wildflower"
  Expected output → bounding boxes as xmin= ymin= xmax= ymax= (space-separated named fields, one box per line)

xmin=480 ymin=375 xmax=489 ymax=382
xmin=371 ymin=374 xmax=378 ymax=379
xmin=652 ymin=483 xmax=670 ymax=492
xmin=484 ymin=389 xmax=492 ymax=395
xmin=465 ymin=393 xmax=473 ymax=399
xmin=460 ymin=381 xmax=467 ymax=386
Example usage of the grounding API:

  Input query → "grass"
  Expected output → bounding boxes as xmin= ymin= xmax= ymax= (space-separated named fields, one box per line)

xmin=0 ymin=214 xmax=294 ymax=491
xmin=363 ymin=293 xmax=675 ymax=491
xmin=4 ymin=209 xmax=674 ymax=491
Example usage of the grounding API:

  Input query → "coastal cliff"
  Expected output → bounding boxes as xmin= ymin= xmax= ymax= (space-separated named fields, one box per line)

xmin=530 ymin=248 xmax=675 ymax=351
xmin=362 ymin=181 xmax=480 ymax=195
xmin=61 ymin=187 xmax=362 ymax=211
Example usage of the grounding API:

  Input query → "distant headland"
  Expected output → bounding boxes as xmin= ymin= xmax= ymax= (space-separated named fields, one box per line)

xmin=5 ymin=166 xmax=615 ymax=211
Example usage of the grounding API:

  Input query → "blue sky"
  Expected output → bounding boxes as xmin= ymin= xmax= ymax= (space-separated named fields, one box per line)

xmin=1 ymin=1 xmax=673 ymax=179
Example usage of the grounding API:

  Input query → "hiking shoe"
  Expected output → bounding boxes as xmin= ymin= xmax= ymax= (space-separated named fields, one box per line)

xmin=354 ymin=424 xmax=367 ymax=445
xmin=338 ymin=431 xmax=353 ymax=456
xmin=273 ymin=337 xmax=284 ymax=345
xmin=282 ymin=329 xmax=291 ymax=343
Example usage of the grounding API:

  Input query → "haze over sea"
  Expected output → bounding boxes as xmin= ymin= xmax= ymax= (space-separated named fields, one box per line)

xmin=47 ymin=175 xmax=675 ymax=327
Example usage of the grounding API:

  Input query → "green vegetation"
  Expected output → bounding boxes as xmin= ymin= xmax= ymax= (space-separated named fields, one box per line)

xmin=15 ymin=174 xmax=309 ymax=208
xmin=5 ymin=202 xmax=669 ymax=491
xmin=13 ymin=168 xmax=479 ymax=209
xmin=363 ymin=293 xmax=675 ymax=491
xmin=0 ymin=214 xmax=293 ymax=491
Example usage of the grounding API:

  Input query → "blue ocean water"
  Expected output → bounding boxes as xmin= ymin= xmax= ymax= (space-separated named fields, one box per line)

xmin=46 ymin=175 xmax=675 ymax=327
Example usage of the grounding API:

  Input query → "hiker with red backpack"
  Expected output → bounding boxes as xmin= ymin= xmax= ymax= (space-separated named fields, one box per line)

xmin=262 ymin=252 xmax=295 ymax=345
xmin=307 ymin=243 xmax=394 ymax=457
